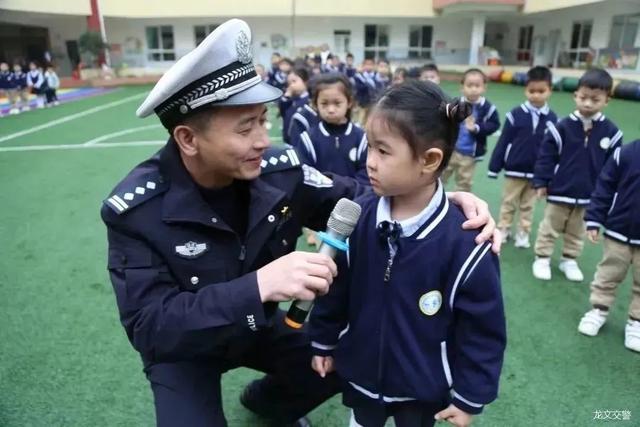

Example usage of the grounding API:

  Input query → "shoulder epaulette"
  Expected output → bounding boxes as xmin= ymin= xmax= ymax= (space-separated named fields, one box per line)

xmin=260 ymin=147 xmax=302 ymax=174
xmin=103 ymin=171 xmax=168 ymax=215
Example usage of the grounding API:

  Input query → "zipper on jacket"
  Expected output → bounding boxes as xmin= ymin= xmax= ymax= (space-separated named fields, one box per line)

xmin=377 ymin=239 xmax=397 ymax=401
xmin=335 ymin=136 xmax=340 ymax=149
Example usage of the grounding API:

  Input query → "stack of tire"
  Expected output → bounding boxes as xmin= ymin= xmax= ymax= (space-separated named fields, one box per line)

xmin=613 ymin=80 xmax=640 ymax=101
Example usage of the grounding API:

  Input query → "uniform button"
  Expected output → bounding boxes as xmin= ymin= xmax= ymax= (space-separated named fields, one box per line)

xmin=190 ymin=276 xmax=199 ymax=285
xmin=211 ymin=217 xmax=218 ymax=223
xmin=282 ymin=239 xmax=288 ymax=246
xmin=267 ymin=214 xmax=275 ymax=223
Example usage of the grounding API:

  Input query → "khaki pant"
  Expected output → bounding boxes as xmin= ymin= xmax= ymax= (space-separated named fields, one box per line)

xmin=353 ymin=105 xmax=371 ymax=126
xmin=8 ymin=88 xmax=29 ymax=109
xmin=534 ymin=202 xmax=586 ymax=259
xmin=442 ymin=151 xmax=476 ymax=192
xmin=590 ymin=238 xmax=640 ymax=320
xmin=498 ymin=177 xmax=537 ymax=234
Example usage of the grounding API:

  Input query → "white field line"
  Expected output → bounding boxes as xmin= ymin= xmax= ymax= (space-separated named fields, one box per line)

xmin=83 ymin=124 xmax=163 ymax=146
xmin=0 ymin=92 xmax=147 ymax=144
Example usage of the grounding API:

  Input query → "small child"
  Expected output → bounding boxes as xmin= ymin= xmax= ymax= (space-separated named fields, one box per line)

xmin=488 ymin=66 xmax=557 ymax=248
xmin=392 ymin=67 xmax=407 ymax=86
xmin=10 ymin=64 xmax=29 ymax=113
xmin=578 ymin=140 xmax=640 ymax=353
xmin=310 ymin=81 xmax=506 ymax=427
xmin=353 ymin=58 xmax=384 ymax=125
xmin=296 ymin=73 xmax=368 ymax=186
xmin=26 ymin=61 xmax=47 ymax=109
xmin=344 ymin=53 xmax=356 ymax=81
xmin=532 ymin=68 xmax=622 ymax=282
xmin=278 ymin=67 xmax=310 ymax=145
xmin=44 ymin=65 xmax=60 ymax=106
xmin=442 ymin=68 xmax=500 ymax=192
xmin=0 ymin=62 xmax=10 ymax=115
xmin=419 ymin=63 xmax=440 ymax=85
xmin=288 ymin=79 xmax=320 ymax=148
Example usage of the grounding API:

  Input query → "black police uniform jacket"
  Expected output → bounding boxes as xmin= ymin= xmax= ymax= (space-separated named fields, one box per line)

xmin=101 ymin=139 xmax=359 ymax=365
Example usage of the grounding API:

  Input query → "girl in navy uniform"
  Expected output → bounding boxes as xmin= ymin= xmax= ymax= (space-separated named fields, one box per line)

xmin=296 ymin=73 xmax=368 ymax=186
xmin=0 ymin=62 xmax=10 ymax=115
xmin=310 ymin=81 xmax=506 ymax=427
xmin=288 ymin=103 xmax=319 ymax=148
xmin=278 ymin=67 xmax=310 ymax=145
xmin=26 ymin=61 xmax=47 ymax=109
xmin=10 ymin=63 xmax=29 ymax=113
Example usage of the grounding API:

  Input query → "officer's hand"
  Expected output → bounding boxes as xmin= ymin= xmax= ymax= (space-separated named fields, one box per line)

xmin=587 ymin=229 xmax=600 ymax=244
xmin=449 ymin=191 xmax=501 ymax=254
xmin=257 ymin=251 xmax=338 ymax=302
xmin=311 ymin=355 xmax=335 ymax=378
xmin=435 ymin=404 xmax=473 ymax=427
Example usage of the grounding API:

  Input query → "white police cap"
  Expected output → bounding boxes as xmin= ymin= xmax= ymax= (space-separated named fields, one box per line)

xmin=136 ymin=18 xmax=282 ymax=128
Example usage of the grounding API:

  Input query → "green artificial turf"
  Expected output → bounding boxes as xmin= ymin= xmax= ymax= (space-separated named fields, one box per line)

xmin=0 ymin=81 xmax=639 ymax=426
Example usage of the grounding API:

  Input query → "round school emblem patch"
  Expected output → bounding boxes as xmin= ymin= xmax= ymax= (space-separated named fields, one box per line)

xmin=419 ymin=291 xmax=442 ymax=316
xmin=600 ymin=137 xmax=611 ymax=149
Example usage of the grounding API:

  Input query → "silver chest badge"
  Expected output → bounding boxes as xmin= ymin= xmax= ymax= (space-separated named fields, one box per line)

xmin=175 ymin=241 xmax=208 ymax=258
xmin=236 ymin=31 xmax=252 ymax=64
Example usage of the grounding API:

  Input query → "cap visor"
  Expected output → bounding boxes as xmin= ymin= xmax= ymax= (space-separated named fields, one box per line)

xmin=216 ymin=81 xmax=283 ymax=106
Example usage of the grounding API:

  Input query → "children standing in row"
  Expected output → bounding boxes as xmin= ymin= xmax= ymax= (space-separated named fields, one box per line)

xmin=310 ymin=81 xmax=506 ymax=426
xmin=442 ymin=69 xmax=500 ymax=192
xmin=353 ymin=58 xmax=387 ymax=125
xmin=532 ymin=68 xmax=622 ymax=282
xmin=488 ymin=66 xmax=557 ymax=248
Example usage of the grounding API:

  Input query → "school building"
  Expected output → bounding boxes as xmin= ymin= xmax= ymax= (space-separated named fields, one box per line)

xmin=0 ymin=0 xmax=639 ymax=77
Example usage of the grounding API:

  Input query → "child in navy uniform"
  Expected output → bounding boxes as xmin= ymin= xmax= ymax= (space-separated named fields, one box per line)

xmin=310 ymin=81 xmax=506 ymax=427
xmin=419 ymin=64 xmax=440 ymax=85
xmin=289 ymin=103 xmax=319 ymax=148
xmin=0 ymin=62 xmax=10 ymax=115
xmin=488 ymin=66 xmax=557 ymax=248
xmin=297 ymin=73 xmax=368 ymax=186
xmin=577 ymin=140 xmax=640 ymax=353
xmin=532 ymin=68 xmax=622 ymax=282
xmin=278 ymin=67 xmax=309 ymax=145
xmin=442 ymin=69 xmax=500 ymax=192
xmin=353 ymin=58 xmax=384 ymax=125
xmin=26 ymin=61 xmax=47 ymax=109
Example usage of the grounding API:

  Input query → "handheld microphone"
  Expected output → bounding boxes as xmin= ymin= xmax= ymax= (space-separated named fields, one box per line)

xmin=285 ymin=198 xmax=362 ymax=329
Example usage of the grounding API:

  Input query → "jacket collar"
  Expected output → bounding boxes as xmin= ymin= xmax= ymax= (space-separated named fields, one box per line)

xmin=524 ymin=101 xmax=550 ymax=116
xmin=570 ymin=110 xmax=605 ymax=122
xmin=462 ymin=96 xmax=485 ymax=107
xmin=319 ymin=121 xmax=353 ymax=137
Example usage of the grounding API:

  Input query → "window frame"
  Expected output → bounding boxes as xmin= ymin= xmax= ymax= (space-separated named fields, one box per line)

xmin=364 ymin=24 xmax=390 ymax=61
xmin=146 ymin=25 xmax=176 ymax=62
xmin=408 ymin=25 xmax=433 ymax=59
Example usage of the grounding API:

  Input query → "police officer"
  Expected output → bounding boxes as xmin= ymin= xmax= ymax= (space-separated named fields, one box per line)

xmin=101 ymin=19 xmax=499 ymax=427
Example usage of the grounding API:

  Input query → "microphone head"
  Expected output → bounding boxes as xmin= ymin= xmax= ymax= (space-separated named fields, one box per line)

xmin=327 ymin=198 xmax=362 ymax=238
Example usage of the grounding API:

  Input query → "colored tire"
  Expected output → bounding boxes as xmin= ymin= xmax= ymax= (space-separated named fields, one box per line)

xmin=514 ymin=72 xmax=527 ymax=85
xmin=613 ymin=80 xmax=640 ymax=101
xmin=501 ymin=71 xmax=514 ymax=84
xmin=488 ymin=69 xmax=503 ymax=82
xmin=562 ymin=77 xmax=580 ymax=92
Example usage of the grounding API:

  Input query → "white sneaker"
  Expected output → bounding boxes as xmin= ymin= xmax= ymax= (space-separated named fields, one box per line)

xmin=559 ymin=258 xmax=584 ymax=282
xmin=514 ymin=231 xmax=531 ymax=248
xmin=578 ymin=308 xmax=608 ymax=336
xmin=532 ymin=257 xmax=551 ymax=280
xmin=53 ymin=101 xmax=60 ymax=106
xmin=10 ymin=107 xmax=20 ymax=115
xmin=21 ymin=105 xmax=30 ymax=112
xmin=625 ymin=320 xmax=640 ymax=353
xmin=499 ymin=228 xmax=510 ymax=243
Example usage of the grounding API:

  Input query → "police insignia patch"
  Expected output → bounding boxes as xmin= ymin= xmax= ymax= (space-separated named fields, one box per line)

xmin=419 ymin=290 xmax=442 ymax=316
xmin=236 ymin=31 xmax=252 ymax=64
xmin=175 ymin=241 xmax=209 ymax=258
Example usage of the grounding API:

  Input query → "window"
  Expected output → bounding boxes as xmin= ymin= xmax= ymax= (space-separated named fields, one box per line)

xmin=146 ymin=26 xmax=175 ymax=61
xmin=609 ymin=14 xmax=640 ymax=49
xmin=517 ymin=25 xmax=533 ymax=62
xmin=364 ymin=24 xmax=389 ymax=61
xmin=568 ymin=20 xmax=593 ymax=66
xmin=409 ymin=25 xmax=433 ymax=59
xmin=194 ymin=25 xmax=219 ymax=46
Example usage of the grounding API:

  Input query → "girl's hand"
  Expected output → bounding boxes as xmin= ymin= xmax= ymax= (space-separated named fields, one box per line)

xmin=435 ymin=404 xmax=473 ymax=427
xmin=311 ymin=355 xmax=335 ymax=378
xmin=448 ymin=192 xmax=501 ymax=254
xmin=587 ymin=229 xmax=600 ymax=244
xmin=465 ymin=116 xmax=476 ymax=132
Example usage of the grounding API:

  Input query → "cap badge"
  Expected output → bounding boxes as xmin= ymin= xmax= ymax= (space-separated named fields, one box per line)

xmin=236 ymin=31 xmax=252 ymax=64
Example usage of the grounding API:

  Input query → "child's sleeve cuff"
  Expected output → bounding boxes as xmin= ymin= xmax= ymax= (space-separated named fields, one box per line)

xmin=311 ymin=341 xmax=336 ymax=357
xmin=451 ymin=391 xmax=485 ymax=415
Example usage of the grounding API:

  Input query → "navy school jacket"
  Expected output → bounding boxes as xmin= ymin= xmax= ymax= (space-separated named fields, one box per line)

xmin=10 ymin=71 xmax=27 ymax=89
xmin=458 ymin=97 xmax=500 ymax=160
xmin=533 ymin=112 xmax=623 ymax=206
xmin=354 ymin=71 xmax=384 ymax=108
xmin=278 ymin=91 xmax=309 ymax=145
xmin=267 ymin=68 xmax=287 ymax=91
xmin=297 ymin=120 xmax=369 ymax=186
xmin=101 ymin=140 xmax=364 ymax=366
xmin=585 ymin=140 xmax=640 ymax=246
xmin=288 ymin=104 xmax=320 ymax=148
xmin=0 ymin=70 xmax=11 ymax=90
xmin=488 ymin=102 xmax=558 ymax=179
xmin=310 ymin=183 xmax=506 ymax=415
